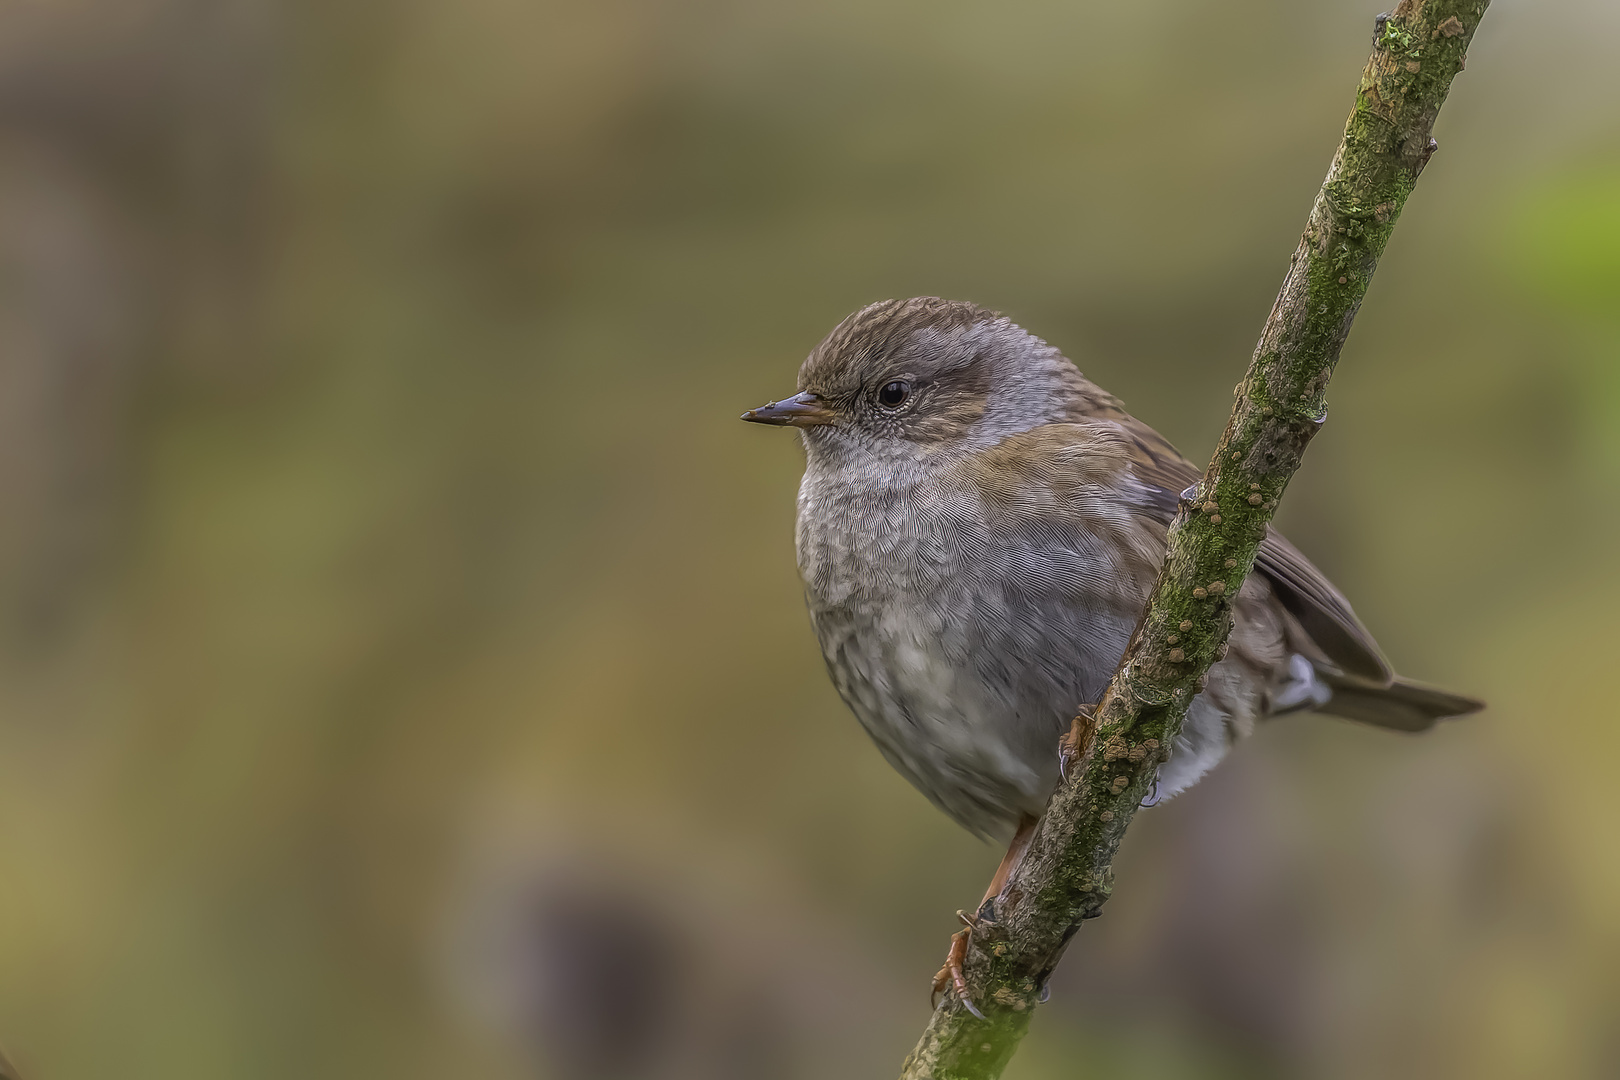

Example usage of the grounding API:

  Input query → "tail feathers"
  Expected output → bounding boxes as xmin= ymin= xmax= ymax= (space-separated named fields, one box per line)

xmin=1315 ymin=671 xmax=1484 ymax=732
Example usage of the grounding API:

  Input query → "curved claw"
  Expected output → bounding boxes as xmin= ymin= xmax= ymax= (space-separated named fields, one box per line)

xmin=1058 ymin=703 xmax=1100 ymax=784
xmin=930 ymin=926 xmax=985 ymax=1018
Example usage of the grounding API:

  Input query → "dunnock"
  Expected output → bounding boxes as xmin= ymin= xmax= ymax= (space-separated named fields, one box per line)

xmin=743 ymin=298 xmax=1480 ymax=993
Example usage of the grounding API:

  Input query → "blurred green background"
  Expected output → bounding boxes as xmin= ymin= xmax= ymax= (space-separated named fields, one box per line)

xmin=0 ymin=0 xmax=1616 ymax=1077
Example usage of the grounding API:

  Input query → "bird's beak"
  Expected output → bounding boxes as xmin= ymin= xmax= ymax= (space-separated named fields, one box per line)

xmin=740 ymin=391 xmax=836 ymax=428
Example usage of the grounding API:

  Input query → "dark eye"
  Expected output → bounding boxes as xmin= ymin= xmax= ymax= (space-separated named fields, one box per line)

xmin=878 ymin=380 xmax=911 ymax=408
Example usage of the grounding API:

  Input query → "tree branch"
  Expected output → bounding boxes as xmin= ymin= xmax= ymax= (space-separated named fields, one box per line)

xmin=899 ymin=2 xmax=1489 ymax=1076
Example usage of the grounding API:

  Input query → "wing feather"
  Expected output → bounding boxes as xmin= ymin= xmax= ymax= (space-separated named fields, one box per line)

xmin=1082 ymin=412 xmax=1393 ymax=684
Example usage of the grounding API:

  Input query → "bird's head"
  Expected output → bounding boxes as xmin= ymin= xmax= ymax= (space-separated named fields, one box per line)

xmin=741 ymin=297 xmax=1103 ymax=464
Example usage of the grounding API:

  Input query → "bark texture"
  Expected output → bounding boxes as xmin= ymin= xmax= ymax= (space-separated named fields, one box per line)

xmin=899 ymin=2 xmax=1489 ymax=1076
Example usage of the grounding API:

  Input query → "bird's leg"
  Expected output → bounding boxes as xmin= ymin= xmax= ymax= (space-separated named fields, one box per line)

xmin=932 ymin=812 xmax=1040 ymax=1016
xmin=935 ymin=702 xmax=1094 ymax=1009
xmin=1058 ymin=702 xmax=1100 ymax=782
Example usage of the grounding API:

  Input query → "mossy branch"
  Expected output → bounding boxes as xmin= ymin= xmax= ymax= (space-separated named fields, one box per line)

xmin=898 ymin=2 xmax=1489 ymax=1076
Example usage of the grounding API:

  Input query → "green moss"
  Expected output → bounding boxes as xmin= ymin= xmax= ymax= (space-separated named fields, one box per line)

xmin=1380 ymin=20 xmax=1416 ymax=54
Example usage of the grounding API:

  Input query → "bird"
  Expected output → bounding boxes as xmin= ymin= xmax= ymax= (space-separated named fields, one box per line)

xmin=741 ymin=297 xmax=1482 ymax=1002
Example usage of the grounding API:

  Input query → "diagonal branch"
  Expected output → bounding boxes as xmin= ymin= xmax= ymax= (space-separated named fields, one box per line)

xmin=899 ymin=2 xmax=1490 ymax=1076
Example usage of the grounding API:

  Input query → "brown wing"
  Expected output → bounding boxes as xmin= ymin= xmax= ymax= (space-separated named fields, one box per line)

xmin=1252 ymin=529 xmax=1391 ymax=683
xmin=1086 ymin=407 xmax=1394 ymax=684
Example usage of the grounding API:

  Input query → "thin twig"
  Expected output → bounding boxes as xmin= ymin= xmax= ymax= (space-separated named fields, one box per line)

xmin=899 ymin=2 xmax=1489 ymax=1076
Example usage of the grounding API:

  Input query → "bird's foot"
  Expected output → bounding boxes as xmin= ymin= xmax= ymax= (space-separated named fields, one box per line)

xmin=930 ymin=912 xmax=985 ymax=1019
xmin=1058 ymin=703 xmax=1100 ymax=782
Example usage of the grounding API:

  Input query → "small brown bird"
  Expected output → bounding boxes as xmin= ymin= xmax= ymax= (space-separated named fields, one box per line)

xmin=743 ymin=298 xmax=1480 ymax=996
